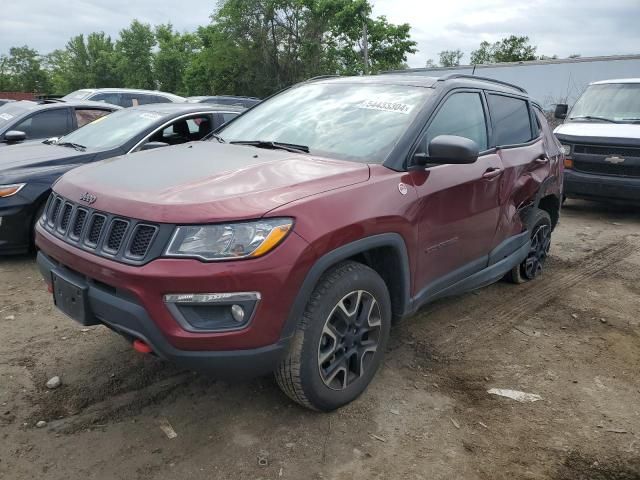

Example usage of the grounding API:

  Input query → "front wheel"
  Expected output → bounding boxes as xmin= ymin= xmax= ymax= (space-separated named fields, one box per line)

xmin=275 ymin=261 xmax=391 ymax=411
xmin=507 ymin=209 xmax=552 ymax=284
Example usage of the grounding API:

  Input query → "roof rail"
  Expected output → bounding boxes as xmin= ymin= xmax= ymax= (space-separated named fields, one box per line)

xmin=306 ymin=75 xmax=341 ymax=82
xmin=437 ymin=73 xmax=527 ymax=94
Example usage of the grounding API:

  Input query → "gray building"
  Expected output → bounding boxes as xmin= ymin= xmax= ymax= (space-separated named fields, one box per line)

xmin=390 ymin=54 xmax=640 ymax=110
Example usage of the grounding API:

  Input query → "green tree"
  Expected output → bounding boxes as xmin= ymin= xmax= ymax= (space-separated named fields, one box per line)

xmin=46 ymin=33 xmax=120 ymax=94
xmin=438 ymin=49 xmax=463 ymax=67
xmin=189 ymin=0 xmax=416 ymax=97
xmin=115 ymin=20 xmax=156 ymax=89
xmin=470 ymin=35 xmax=537 ymax=65
xmin=4 ymin=46 xmax=50 ymax=92
xmin=154 ymin=24 xmax=201 ymax=96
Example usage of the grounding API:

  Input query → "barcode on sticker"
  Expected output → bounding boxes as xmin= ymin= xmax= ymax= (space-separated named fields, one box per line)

xmin=140 ymin=113 xmax=163 ymax=121
xmin=358 ymin=100 xmax=413 ymax=114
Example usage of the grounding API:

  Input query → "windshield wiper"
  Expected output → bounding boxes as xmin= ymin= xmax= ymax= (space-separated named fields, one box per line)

xmin=620 ymin=118 xmax=640 ymax=124
xmin=569 ymin=115 xmax=619 ymax=123
xmin=230 ymin=140 xmax=309 ymax=154
xmin=57 ymin=141 xmax=86 ymax=152
xmin=208 ymin=133 xmax=226 ymax=143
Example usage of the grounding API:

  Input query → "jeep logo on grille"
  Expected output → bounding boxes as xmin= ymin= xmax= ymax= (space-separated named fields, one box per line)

xmin=605 ymin=156 xmax=625 ymax=164
xmin=79 ymin=192 xmax=97 ymax=204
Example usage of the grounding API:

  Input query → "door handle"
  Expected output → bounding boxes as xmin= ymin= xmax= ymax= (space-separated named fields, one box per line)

xmin=482 ymin=167 xmax=503 ymax=179
xmin=535 ymin=155 xmax=549 ymax=164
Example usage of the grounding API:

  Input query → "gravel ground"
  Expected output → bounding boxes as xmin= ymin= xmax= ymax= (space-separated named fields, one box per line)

xmin=1 ymin=199 xmax=639 ymax=480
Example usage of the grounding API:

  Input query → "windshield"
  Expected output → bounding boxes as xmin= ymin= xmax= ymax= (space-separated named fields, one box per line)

xmin=61 ymin=89 xmax=93 ymax=101
xmin=0 ymin=101 xmax=38 ymax=128
xmin=569 ymin=83 xmax=640 ymax=123
xmin=57 ymin=108 xmax=166 ymax=150
xmin=217 ymin=82 xmax=433 ymax=163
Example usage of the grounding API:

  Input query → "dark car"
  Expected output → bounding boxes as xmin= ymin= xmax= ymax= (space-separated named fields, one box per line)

xmin=0 ymin=103 xmax=243 ymax=254
xmin=554 ymin=78 xmax=640 ymax=204
xmin=61 ymin=88 xmax=185 ymax=108
xmin=0 ymin=100 xmax=120 ymax=147
xmin=36 ymin=74 xmax=562 ymax=411
xmin=185 ymin=95 xmax=261 ymax=108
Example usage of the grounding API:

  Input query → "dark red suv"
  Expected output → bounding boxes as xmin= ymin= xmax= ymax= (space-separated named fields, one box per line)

xmin=36 ymin=74 xmax=563 ymax=411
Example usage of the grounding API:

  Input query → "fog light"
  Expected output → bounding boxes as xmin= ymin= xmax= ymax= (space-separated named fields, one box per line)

xmin=231 ymin=304 xmax=245 ymax=323
xmin=564 ymin=158 xmax=574 ymax=169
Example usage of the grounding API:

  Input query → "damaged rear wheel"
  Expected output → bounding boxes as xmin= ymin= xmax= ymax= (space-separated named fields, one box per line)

xmin=507 ymin=209 xmax=552 ymax=284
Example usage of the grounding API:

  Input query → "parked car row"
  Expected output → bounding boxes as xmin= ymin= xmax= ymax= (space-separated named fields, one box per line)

xmin=12 ymin=74 xmax=565 ymax=411
xmin=0 ymin=100 xmax=121 ymax=147
xmin=0 ymin=103 xmax=244 ymax=254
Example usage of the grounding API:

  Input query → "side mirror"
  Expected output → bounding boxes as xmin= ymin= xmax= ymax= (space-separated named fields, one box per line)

xmin=140 ymin=141 xmax=169 ymax=151
xmin=414 ymin=135 xmax=479 ymax=166
xmin=554 ymin=104 xmax=568 ymax=119
xmin=4 ymin=130 xmax=27 ymax=143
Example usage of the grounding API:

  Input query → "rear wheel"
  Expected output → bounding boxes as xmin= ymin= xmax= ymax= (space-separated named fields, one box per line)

xmin=275 ymin=261 xmax=391 ymax=411
xmin=507 ymin=209 xmax=552 ymax=284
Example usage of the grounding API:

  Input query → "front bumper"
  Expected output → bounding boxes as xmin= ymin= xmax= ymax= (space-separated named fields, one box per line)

xmin=36 ymin=223 xmax=317 ymax=374
xmin=0 ymin=202 xmax=35 ymax=254
xmin=38 ymin=250 xmax=288 ymax=376
xmin=564 ymin=169 xmax=640 ymax=203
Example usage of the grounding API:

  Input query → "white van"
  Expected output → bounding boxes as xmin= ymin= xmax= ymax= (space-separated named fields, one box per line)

xmin=554 ymin=78 xmax=640 ymax=204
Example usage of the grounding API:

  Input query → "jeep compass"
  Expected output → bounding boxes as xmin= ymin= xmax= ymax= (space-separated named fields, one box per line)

xmin=36 ymin=74 xmax=563 ymax=411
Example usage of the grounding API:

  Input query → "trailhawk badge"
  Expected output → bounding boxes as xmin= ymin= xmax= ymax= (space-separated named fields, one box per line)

xmin=80 ymin=192 xmax=97 ymax=204
xmin=605 ymin=156 xmax=625 ymax=165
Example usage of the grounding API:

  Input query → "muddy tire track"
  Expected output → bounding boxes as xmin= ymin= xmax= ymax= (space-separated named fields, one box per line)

xmin=423 ymin=238 xmax=636 ymax=356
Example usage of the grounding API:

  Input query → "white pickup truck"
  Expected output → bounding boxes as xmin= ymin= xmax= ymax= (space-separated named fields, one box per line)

xmin=554 ymin=78 xmax=640 ymax=204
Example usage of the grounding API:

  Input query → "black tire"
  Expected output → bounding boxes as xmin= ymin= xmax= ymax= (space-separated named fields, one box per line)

xmin=275 ymin=261 xmax=391 ymax=411
xmin=507 ymin=208 xmax=552 ymax=284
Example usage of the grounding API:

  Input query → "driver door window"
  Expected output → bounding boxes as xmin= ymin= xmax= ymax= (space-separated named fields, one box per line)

xmin=418 ymin=92 xmax=488 ymax=155
xmin=14 ymin=109 xmax=72 ymax=139
xmin=143 ymin=115 xmax=214 ymax=148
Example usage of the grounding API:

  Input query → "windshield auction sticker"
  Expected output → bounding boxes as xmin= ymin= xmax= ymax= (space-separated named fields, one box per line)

xmin=358 ymin=99 xmax=413 ymax=115
xmin=0 ymin=113 xmax=14 ymax=121
xmin=139 ymin=113 xmax=163 ymax=121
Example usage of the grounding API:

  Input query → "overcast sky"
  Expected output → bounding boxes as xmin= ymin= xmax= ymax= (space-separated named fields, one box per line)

xmin=1 ymin=0 xmax=638 ymax=67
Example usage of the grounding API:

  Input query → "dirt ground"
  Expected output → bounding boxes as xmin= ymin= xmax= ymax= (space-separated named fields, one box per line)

xmin=1 ymin=199 xmax=639 ymax=480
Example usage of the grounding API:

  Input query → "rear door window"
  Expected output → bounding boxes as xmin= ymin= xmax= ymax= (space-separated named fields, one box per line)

xmin=14 ymin=108 xmax=72 ymax=139
xmin=487 ymin=94 xmax=533 ymax=146
xmin=75 ymin=109 xmax=111 ymax=128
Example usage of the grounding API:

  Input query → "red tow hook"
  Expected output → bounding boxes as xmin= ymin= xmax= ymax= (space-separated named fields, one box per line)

xmin=133 ymin=339 xmax=153 ymax=354
xmin=47 ymin=283 xmax=53 ymax=294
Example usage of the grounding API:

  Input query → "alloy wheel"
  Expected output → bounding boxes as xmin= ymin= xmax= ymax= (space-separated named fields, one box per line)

xmin=522 ymin=224 xmax=551 ymax=279
xmin=317 ymin=290 xmax=382 ymax=390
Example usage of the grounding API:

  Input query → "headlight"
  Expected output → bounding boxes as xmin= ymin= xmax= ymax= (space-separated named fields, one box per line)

xmin=165 ymin=218 xmax=293 ymax=261
xmin=0 ymin=183 xmax=26 ymax=198
xmin=560 ymin=144 xmax=571 ymax=156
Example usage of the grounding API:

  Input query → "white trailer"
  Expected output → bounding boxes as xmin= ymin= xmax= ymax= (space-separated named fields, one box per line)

xmin=391 ymin=54 xmax=640 ymax=110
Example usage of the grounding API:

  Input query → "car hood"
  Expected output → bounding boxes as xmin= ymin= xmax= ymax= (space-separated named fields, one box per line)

xmin=0 ymin=142 xmax=93 ymax=182
xmin=54 ymin=142 xmax=371 ymax=223
xmin=555 ymin=122 xmax=640 ymax=142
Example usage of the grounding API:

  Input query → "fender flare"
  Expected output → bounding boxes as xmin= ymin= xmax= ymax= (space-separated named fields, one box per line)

xmin=279 ymin=233 xmax=411 ymax=340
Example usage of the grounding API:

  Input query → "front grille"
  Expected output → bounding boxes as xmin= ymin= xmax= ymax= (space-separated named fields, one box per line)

xmin=129 ymin=225 xmax=157 ymax=258
xmin=573 ymin=161 xmax=640 ymax=178
xmin=48 ymin=198 xmax=62 ymax=226
xmin=87 ymin=215 xmax=106 ymax=245
xmin=573 ymin=145 xmax=640 ymax=158
xmin=71 ymin=209 xmax=88 ymax=239
xmin=41 ymin=193 xmax=170 ymax=266
xmin=105 ymin=219 xmax=129 ymax=253
xmin=59 ymin=204 xmax=73 ymax=232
